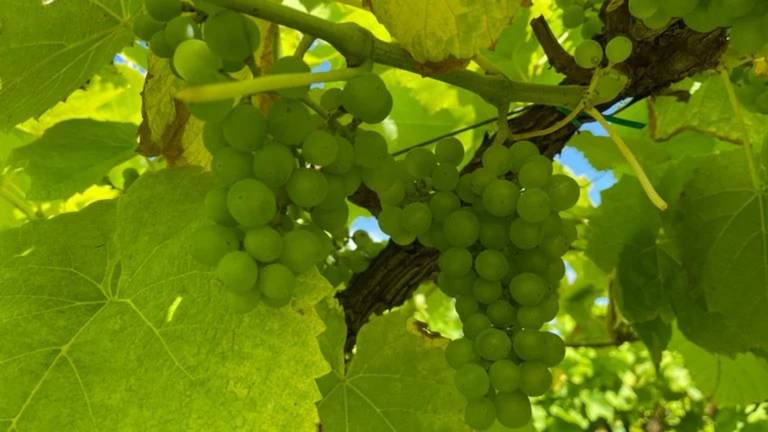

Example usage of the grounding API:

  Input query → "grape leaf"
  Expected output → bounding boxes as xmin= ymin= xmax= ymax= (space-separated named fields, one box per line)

xmin=138 ymin=56 xmax=211 ymax=167
xmin=0 ymin=0 xmax=142 ymax=127
xmin=649 ymin=76 xmax=768 ymax=146
xmin=671 ymin=328 xmax=768 ymax=406
xmin=317 ymin=308 xmax=469 ymax=431
xmin=369 ymin=0 xmax=521 ymax=63
xmin=10 ymin=119 xmax=138 ymax=201
xmin=0 ymin=168 xmax=330 ymax=431
xmin=678 ymin=150 xmax=768 ymax=353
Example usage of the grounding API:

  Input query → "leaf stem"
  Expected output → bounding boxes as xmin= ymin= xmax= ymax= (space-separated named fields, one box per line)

xmin=176 ymin=67 xmax=366 ymax=102
xmin=294 ymin=34 xmax=315 ymax=58
xmin=206 ymin=0 xmax=585 ymax=108
xmin=587 ymin=107 xmax=668 ymax=211
xmin=0 ymin=183 xmax=37 ymax=219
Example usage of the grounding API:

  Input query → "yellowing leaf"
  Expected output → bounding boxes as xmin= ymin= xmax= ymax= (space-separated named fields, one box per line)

xmin=370 ymin=0 xmax=521 ymax=63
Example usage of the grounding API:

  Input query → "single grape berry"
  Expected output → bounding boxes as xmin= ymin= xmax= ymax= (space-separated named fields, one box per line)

xmin=257 ymin=263 xmax=296 ymax=302
xmin=164 ymin=15 xmax=196 ymax=48
xmin=494 ymin=391 xmax=532 ymax=428
xmin=474 ymin=328 xmax=512 ymax=361
xmin=244 ymin=226 xmax=283 ymax=263
xmin=222 ymin=104 xmax=267 ymax=151
xmin=287 ymin=169 xmax=329 ymax=208
xmin=517 ymin=188 xmax=551 ymax=223
xmin=204 ymin=187 xmax=237 ymax=226
xmin=267 ymin=99 xmax=313 ymax=146
xmin=487 ymin=300 xmax=516 ymax=327
xmin=465 ymin=398 xmax=496 ymax=431
xmin=508 ymin=140 xmax=539 ymax=172
xmin=489 ymin=359 xmax=521 ymax=392
xmin=173 ymin=39 xmax=222 ymax=84
xmin=341 ymin=73 xmax=393 ymax=123
xmin=454 ymin=363 xmax=490 ymax=399
xmin=133 ymin=14 xmax=165 ymax=41
xmin=475 ymin=250 xmax=510 ymax=282
xmin=445 ymin=338 xmax=480 ymax=369
xmin=509 ymin=273 xmax=548 ymax=306
xmin=472 ymin=278 xmax=503 ymax=304
xmin=443 ymin=209 xmax=480 ymax=247
xmin=401 ymin=202 xmax=432 ymax=235
xmin=353 ymin=130 xmax=388 ymax=169
xmin=548 ymin=174 xmax=580 ymax=210
xmin=482 ymin=179 xmax=519 ymax=217
xmin=145 ymin=0 xmax=181 ymax=22
xmin=519 ymin=361 xmax=552 ymax=396
xmin=606 ymin=35 xmax=633 ymax=64
xmin=439 ymin=247 xmax=473 ymax=276
xmin=303 ymin=130 xmax=339 ymax=166
xmin=252 ymin=144 xmax=295 ymax=188
xmin=211 ymin=147 xmax=252 ymax=186
xmin=205 ymin=10 xmax=261 ymax=62
xmin=431 ymin=163 xmax=460 ymax=192
xmin=190 ymin=225 xmax=239 ymax=266
xmin=280 ymin=229 xmax=323 ymax=274
xmin=270 ymin=56 xmax=311 ymax=99
xmin=574 ymin=40 xmax=604 ymax=69
xmin=435 ymin=138 xmax=464 ymax=166
xmin=629 ymin=0 xmax=660 ymax=19
xmin=215 ymin=251 xmax=259 ymax=294
xmin=562 ymin=5 xmax=585 ymax=28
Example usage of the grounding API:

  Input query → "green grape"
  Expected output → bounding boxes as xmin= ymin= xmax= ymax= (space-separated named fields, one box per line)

xmin=594 ymin=68 xmax=629 ymax=102
xmin=362 ymin=158 xmax=398 ymax=193
xmin=287 ymin=169 xmax=328 ymax=208
xmin=443 ymin=209 xmax=480 ymax=247
xmin=438 ymin=272 xmax=475 ymax=297
xmin=547 ymin=174 xmax=580 ymax=211
xmin=190 ymin=225 xmax=239 ymax=266
xmin=353 ymin=130 xmax=388 ymax=169
xmin=482 ymin=179 xmax=519 ymax=218
xmin=474 ymin=328 xmax=512 ymax=361
xmin=341 ymin=73 xmax=393 ymax=123
xmin=430 ymin=192 xmax=461 ymax=221
xmin=271 ymin=56 xmax=311 ymax=99
xmin=435 ymin=137 xmax=465 ymax=166
xmin=401 ymin=202 xmax=432 ymax=235
xmin=205 ymin=10 xmax=259 ymax=62
xmin=280 ymin=228 xmax=323 ymax=274
xmin=404 ymin=148 xmax=437 ymax=179
xmin=311 ymin=203 xmax=348 ymax=232
xmin=516 ymin=188 xmax=551 ymax=223
xmin=464 ymin=398 xmax=496 ymax=431
xmin=628 ymin=0 xmax=659 ymax=19
xmin=475 ymin=250 xmax=509 ymax=282
xmin=519 ymin=362 xmax=552 ymax=396
xmin=164 ymin=15 xmax=196 ymax=48
xmin=224 ymin=289 xmax=261 ymax=313
xmin=513 ymin=329 xmax=546 ymax=361
xmin=545 ymin=258 xmax=566 ymax=284
xmin=431 ymin=163 xmax=460 ymax=192
xmin=481 ymin=144 xmax=511 ymax=175
xmin=222 ymin=104 xmax=267 ymax=151
xmin=317 ymin=174 xmax=347 ymax=208
xmin=661 ymin=0 xmax=698 ymax=16
xmin=320 ymin=87 xmax=344 ymax=111
xmin=149 ymin=31 xmax=174 ymax=58
xmin=468 ymin=168 xmax=494 ymax=196
xmin=479 ymin=217 xmax=510 ymax=250
xmin=518 ymin=155 xmax=553 ymax=189
xmin=494 ymin=392 xmax=532 ymax=428
xmin=133 ymin=14 xmax=164 ymax=40
xmin=540 ymin=234 xmax=569 ymax=259
xmin=204 ymin=187 xmax=236 ymax=226
xmin=682 ymin=4 xmax=718 ymax=32
xmin=227 ymin=179 xmax=277 ymax=227
xmin=379 ymin=181 xmax=405 ymax=207
xmin=574 ymin=40 xmax=604 ymax=69
xmin=211 ymin=147 xmax=252 ymax=185
xmin=257 ymin=263 xmax=296 ymax=302
xmin=509 ymin=273 xmax=548 ymax=306
xmin=173 ymin=39 xmax=222 ymax=84
xmin=472 ymin=278 xmax=503 ymax=304
xmin=541 ymin=332 xmax=566 ymax=367
xmin=508 ymin=141 xmax=539 ymax=173
xmin=581 ymin=16 xmax=603 ymax=39
xmin=252 ymin=143 xmax=295 ymax=188
xmin=303 ymin=130 xmax=338 ymax=166
xmin=145 ymin=0 xmax=181 ymax=21
xmin=606 ymin=36 xmax=633 ymax=64
xmin=439 ymin=247 xmax=473 ymax=276
xmin=509 ymin=218 xmax=541 ymax=250
xmin=378 ymin=206 xmax=405 ymax=237
xmin=487 ymin=300 xmax=516 ymax=328
xmin=341 ymin=169 xmax=363 ymax=196
xmin=267 ymin=99 xmax=313 ymax=146
xmin=455 ymin=295 xmax=480 ymax=318
xmin=215 ymin=251 xmax=259 ymax=293
xmin=516 ymin=305 xmax=548 ymax=329
xmin=515 ymin=249 xmax=549 ymax=275
xmin=454 ymin=364 xmax=490 ymax=399
xmin=643 ymin=9 xmax=672 ymax=29
xmin=188 ymin=98 xmax=235 ymax=122
xmin=456 ymin=174 xmax=477 ymax=203
xmin=489 ymin=359 xmax=521 ymax=392
xmin=445 ymin=338 xmax=480 ymax=369
xmin=202 ymin=121 xmax=227 ymax=153
xmin=463 ymin=313 xmax=493 ymax=339
xmin=562 ymin=5 xmax=585 ymax=28
xmin=325 ymin=137 xmax=355 ymax=174
xmin=244 ymin=226 xmax=283 ymax=262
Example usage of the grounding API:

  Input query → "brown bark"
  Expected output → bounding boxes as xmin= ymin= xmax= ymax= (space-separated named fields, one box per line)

xmin=339 ymin=3 xmax=727 ymax=351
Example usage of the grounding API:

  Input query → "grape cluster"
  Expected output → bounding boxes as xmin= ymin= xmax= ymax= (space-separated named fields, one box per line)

xmin=628 ymin=0 xmax=768 ymax=54
xmin=366 ymin=138 xmax=579 ymax=428
xmin=556 ymin=0 xmax=605 ymax=39
xmin=132 ymin=0 xmax=397 ymax=309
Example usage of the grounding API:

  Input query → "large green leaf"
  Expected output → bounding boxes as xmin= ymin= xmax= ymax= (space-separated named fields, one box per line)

xmin=0 ymin=169 xmax=330 ymax=430
xmin=671 ymin=329 xmax=768 ymax=406
xmin=10 ymin=119 xmax=138 ymax=201
xmin=678 ymin=150 xmax=768 ymax=353
xmin=0 ymin=0 xmax=142 ymax=127
xmin=369 ymin=0 xmax=521 ymax=63
xmin=318 ymin=309 xmax=469 ymax=432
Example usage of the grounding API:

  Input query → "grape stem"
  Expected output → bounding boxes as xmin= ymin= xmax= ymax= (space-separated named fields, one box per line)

xmin=294 ymin=34 xmax=315 ymax=59
xmin=0 ymin=181 xmax=38 ymax=219
xmin=205 ymin=0 xmax=586 ymax=108
xmin=587 ymin=107 xmax=668 ymax=211
xmin=176 ymin=66 xmax=366 ymax=102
